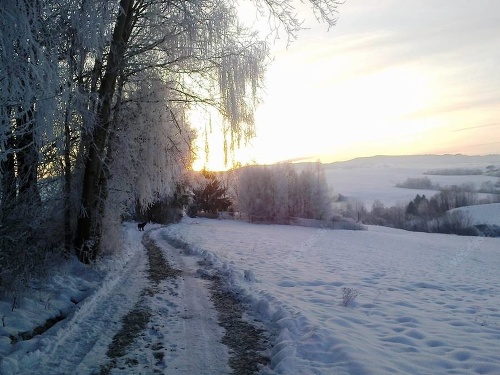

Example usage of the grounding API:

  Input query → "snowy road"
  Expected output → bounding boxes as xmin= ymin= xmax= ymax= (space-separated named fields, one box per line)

xmin=111 ymin=230 xmax=230 ymax=374
xmin=3 ymin=224 xmax=251 ymax=374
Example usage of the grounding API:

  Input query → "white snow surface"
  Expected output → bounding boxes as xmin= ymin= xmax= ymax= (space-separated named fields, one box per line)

xmin=1 ymin=194 xmax=500 ymax=373
xmin=454 ymin=203 xmax=500 ymax=226
xmin=321 ymin=154 xmax=500 ymax=206
xmin=163 ymin=217 xmax=500 ymax=375
xmin=2 ymin=154 xmax=499 ymax=374
xmin=1 ymin=223 xmax=149 ymax=374
xmin=0 ymin=223 xmax=230 ymax=375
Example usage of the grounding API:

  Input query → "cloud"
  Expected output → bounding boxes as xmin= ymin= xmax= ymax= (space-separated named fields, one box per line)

xmin=397 ymin=96 xmax=500 ymax=122
xmin=453 ymin=123 xmax=500 ymax=133
xmin=319 ymin=1 xmax=500 ymax=76
xmin=249 ymin=1 xmax=500 ymax=166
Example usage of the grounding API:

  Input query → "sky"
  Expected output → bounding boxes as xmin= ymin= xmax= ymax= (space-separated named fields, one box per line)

xmin=192 ymin=0 xmax=500 ymax=170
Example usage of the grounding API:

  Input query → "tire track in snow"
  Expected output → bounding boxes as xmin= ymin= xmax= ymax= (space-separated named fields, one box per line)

xmin=156 ymin=230 xmax=271 ymax=375
xmin=107 ymin=229 xmax=231 ymax=374
xmin=96 ymin=233 xmax=183 ymax=374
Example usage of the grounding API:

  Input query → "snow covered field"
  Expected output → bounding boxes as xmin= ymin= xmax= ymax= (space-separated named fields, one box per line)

xmin=1 ymin=154 xmax=499 ymax=374
xmin=164 ymin=218 xmax=500 ymax=374
xmin=322 ymin=154 xmax=500 ymax=206
xmin=1 ymin=216 xmax=500 ymax=374
xmin=454 ymin=203 xmax=500 ymax=226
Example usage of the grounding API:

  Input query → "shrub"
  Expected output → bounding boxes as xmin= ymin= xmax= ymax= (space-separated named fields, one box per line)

xmin=1 ymin=198 xmax=64 ymax=296
xmin=342 ymin=287 xmax=358 ymax=307
xmin=396 ymin=176 xmax=438 ymax=190
xmin=186 ymin=203 xmax=198 ymax=218
xmin=192 ymin=171 xmax=232 ymax=216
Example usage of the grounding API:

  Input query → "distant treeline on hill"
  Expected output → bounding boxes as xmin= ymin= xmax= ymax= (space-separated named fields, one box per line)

xmin=396 ymin=176 xmax=439 ymax=190
xmin=396 ymin=177 xmax=500 ymax=195
xmin=338 ymin=188 xmax=500 ymax=237
xmin=424 ymin=168 xmax=483 ymax=176
xmin=424 ymin=164 xmax=500 ymax=177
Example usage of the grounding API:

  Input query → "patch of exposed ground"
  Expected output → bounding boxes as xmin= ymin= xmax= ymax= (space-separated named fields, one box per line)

xmin=167 ymin=233 xmax=272 ymax=373
xmin=105 ymin=304 xmax=152 ymax=359
xmin=144 ymin=236 xmax=182 ymax=285
xmin=9 ymin=314 xmax=66 ymax=344
xmin=210 ymin=276 xmax=271 ymax=374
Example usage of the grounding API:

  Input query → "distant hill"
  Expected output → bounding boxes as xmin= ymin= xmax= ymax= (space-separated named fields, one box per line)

xmin=297 ymin=154 xmax=500 ymax=207
xmin=323 ymin=154 xmax=500 ymax=169
xmin=454 ymin=203 xmax=500 ymax=226
xmin=229 ymin=155 xmax=500 ymax=207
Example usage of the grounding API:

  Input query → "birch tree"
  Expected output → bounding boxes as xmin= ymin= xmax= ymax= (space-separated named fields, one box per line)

xmin=235 ymin=163 xmax=333 ymax=222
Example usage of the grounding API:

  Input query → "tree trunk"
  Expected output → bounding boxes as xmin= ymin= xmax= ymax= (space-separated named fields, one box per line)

xmin=15 ymin=105 xmax=41 ymax=205
xmin=74 ymin=0 xmax=135 ymax=263
xmin=0 ymin=117 xmax=16 ymax=223
xmin=63 ymin=92 xmax=74 ymax=254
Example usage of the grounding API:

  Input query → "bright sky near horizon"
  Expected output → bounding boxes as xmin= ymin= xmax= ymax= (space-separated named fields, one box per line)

xmin=192 ymin=0 xmax=500 ymax=171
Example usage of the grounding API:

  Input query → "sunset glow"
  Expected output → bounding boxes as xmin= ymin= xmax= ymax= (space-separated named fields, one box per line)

xmin=193 ymin=0 xmax=500 ymax=171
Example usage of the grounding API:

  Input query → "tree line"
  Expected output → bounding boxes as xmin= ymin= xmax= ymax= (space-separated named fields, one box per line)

xmin=187 ymin=163 xmax=335 ymax=224
xmin=341 ymin=184 xmax=500 ymax=236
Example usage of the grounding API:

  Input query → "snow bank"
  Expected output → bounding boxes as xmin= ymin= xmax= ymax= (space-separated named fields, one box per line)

xmin=0 ymin=222 xmax=149 ymax=374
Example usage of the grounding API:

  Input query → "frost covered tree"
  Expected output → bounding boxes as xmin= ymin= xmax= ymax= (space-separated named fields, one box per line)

xmin=236 ymin=162 xmax=333 ymax=222
xmin=2 ymin=0 xmax=117 ymax=258
xmin=1 ymin=0 xmax=56 ymax=214
xmin=73 ymin=0 xmax=272 ymax=261
xmin=1 ymin=0 xmax=342 ymax=269
xmin=1 ymin=0 xmax=65 ymax=289
xmin=237 ymin=165 xmax=279 ymax=221
xmin=297 ymin=162 xmax=333 ymax=220
xmin=73 ymin=0 xmax=341 ymax=261
xmin=96 ymin=71 xmax=196 ymax=254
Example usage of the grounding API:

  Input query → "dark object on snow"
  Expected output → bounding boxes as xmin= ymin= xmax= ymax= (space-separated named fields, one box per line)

xmin=138 ymin=222 xmax=147 ymax=231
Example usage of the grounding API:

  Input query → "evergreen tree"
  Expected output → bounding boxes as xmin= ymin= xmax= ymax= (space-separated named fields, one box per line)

xmin=190 ymin=171 xmax=232 ymax=216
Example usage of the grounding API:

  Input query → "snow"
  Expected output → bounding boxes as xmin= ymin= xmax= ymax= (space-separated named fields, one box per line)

xmin=2 ymin=219 xmax=500 ymax=374
xmin=137 ymin=229 xmax=229 ymax=375
xmin=1 ymin=223 xmax=229 ymax=374
xmin=454 ymin=203 xmax=500 ymax=226
xmin=1 ymin=154 xmax=500 ymax=374
xmin=321 ymin=155 xmax=500 ymax=206
xmin=1 ymin=223 xmax=149 ymax=374
xmin=163 ymin=218 xmax=500 ymax=374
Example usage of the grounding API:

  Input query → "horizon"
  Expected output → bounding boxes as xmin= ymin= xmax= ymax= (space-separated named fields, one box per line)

xmin=192 ymin=0 xmax=500 ymax=171
xmin=192 ymin=152 xmax=500 ymax=172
